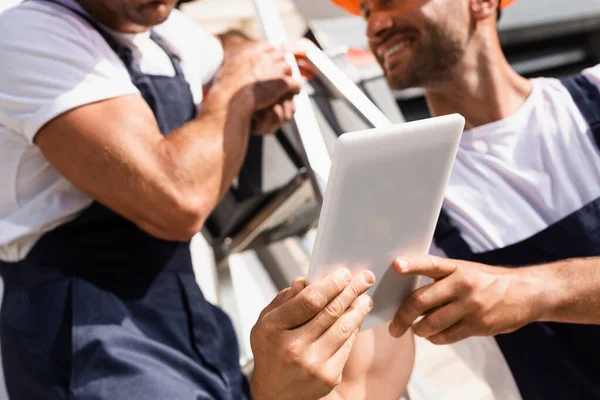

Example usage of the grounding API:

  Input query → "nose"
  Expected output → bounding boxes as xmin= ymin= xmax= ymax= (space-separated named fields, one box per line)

xmin=366 ymin=11 xmax=394 ymax=43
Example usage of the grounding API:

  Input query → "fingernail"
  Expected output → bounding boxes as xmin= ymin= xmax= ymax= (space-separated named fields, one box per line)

xmin=361 ymin=294 xmax=373 ymax=309
xmin=395 ymin=258 xmax=409 ymax=272
xmin=292 ymin=277 xmax=307 ymax=290
xmin=340 ymin=268 xmax=352 ymax=282
xmin=361 ymin=270 xmax=376 ymax=285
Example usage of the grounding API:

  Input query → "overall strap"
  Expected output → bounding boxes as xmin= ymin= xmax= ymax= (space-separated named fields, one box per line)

xmin=561 ymin=74 xmax=600 ymax=151
xmin=35 ymin=0 xmax=180 ymax=74
xmin=35 ymin=0 xmax=124 ymax=55
xmin=148 ymin=31 xmax=186 ymax=77
xmin=433 ymin=208 xmax=475 ymax=260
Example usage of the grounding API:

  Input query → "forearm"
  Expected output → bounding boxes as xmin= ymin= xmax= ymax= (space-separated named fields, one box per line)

xmin=217 ymin=29 xmax=255 ymax=59
xmin=147 ymin=87 xmax=253 ymax=238
xmin=325 ymin=325 xmax=414 ymax=400
xmin=529 ymin=257 xmax=600 ymax=324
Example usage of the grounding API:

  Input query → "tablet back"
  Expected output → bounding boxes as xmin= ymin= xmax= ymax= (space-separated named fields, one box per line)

xmin=307 ymin=114 xmax=465 ymax=330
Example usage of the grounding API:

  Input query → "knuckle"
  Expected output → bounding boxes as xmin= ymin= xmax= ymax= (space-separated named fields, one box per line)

xmin=478 ymin=314 xmax=495 ymax=333
xmin=413 ymin=291 xmax=427 ymax=308
xmin=301 ymin=290 xmax=327 ymax=312
xmin=250 ymin=325 xmax=260 ymax=345
xmin=338 ymin=320 xmax=354 ymax=338
xmin=469 ymin=294 xmax=485 ymax=311
xmin=324 ymin=297 xmax=345 ymax=319
xmin=253 ymin=319 xmax=276 ymax=342
xmin=275 ymin=288 xmax=289 ymax=302
xmin=309 ymin=370 xmax=340 ymax=388
xmin=284 ymin=341 xmax=304 ymax=365
xmin=423 ymin=316 xmax=440 ymax=333
xmin=456 ymin=272 xmax=475 ymax=291
xmin=403 ymin=293 xmax=425 ymax=317
xmin=301 ymin=356 xmax=321 ymax=379
xmin=348 ymin=280 xmax=363 ymax=298
xmin=322 ymin=373 xmax=342 ymax=388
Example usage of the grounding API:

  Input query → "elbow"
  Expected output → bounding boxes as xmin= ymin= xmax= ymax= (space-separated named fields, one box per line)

xmin=137 ymin=189 xmax=210 ymax=242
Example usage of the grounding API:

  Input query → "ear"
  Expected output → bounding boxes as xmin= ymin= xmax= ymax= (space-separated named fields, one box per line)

xmin=469 ymin=0 xmax=499 ymax=21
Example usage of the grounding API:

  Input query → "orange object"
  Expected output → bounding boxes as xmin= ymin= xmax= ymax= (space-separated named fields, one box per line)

xmin=331 ymin=0 xmax=361 ymax=15
xmin=332 ymin=0 xmax=515 ymax=15
xmin=499 ymin=0 xmax=517 ymax=8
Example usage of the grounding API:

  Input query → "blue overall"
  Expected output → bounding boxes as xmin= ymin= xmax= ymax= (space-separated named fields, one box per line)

xmin=0 ymin=2 xmax=250 ymax=399
xmin=434 ymin=74 xmax=600 ymax=399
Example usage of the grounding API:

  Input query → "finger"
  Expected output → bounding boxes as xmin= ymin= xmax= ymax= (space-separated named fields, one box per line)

xmin=272 ymin=103 xmax=285 ymax=124
xmin=316 ymin=293 xmax=373 ymax=360
xmin=251 ymin=110 xmax=276 ymax=135
xmin=281 ymin=38 xmax=316 ymax=56
xmin=250 ymin=42 xmax=277 ymax=55
xmin=301 ymin=271 xmax=375 ymax=342
xmin=283 ymin=99 xmax=296 ymax=120
xmin=254 ymin=77 xmax=301 ymax=111
xmin=255 ymin=104 xmax=285 ymax=135
xmin=321 ymin=327 xmax=359 ymax=387
xmin=269 ymin=267 xmax=353 ymax=329
xmin=411 ymin=301 xmax=467 ymax=338
xmin=389 ymin=277 xmax=460 ymax=338
xmin=427 ymin=321 xmax=472 ymax=345
xmin=259 ymin=277 xmax=307 ymax=319
xmin=393 ymin=255 xmax=457 ymax=279
xmin=289 ymin=277 xmax=308 ymax=296
xmin=259 ymin=287 xmax=292 ymax=320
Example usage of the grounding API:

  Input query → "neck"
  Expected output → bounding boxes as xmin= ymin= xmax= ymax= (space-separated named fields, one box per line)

xmin=424 ymin=27 xmax=532 ymax=130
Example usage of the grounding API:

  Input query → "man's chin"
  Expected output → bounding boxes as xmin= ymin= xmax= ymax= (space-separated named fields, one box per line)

xmin=385 ymin=74 xmax=413 ymax=91
xmin=138 ymin=4 xmax=173 ymax=26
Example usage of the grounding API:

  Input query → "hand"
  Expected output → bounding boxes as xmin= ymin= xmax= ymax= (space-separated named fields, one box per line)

xmin=252 ymin=95 xmax=296 ymax=135
xmin=250 ymin=268 xmax=376 ymax=400
xmin=388 ymin=255 xmax=543 ymax=345
xmin=211 ymin=43 xmax=302 ymax=113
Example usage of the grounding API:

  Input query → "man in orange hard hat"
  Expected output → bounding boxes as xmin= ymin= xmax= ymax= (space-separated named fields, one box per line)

xmin=332 ymin=0 xmax=600 ymax=399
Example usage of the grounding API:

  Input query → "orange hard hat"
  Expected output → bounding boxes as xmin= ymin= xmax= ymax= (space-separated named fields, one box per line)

xmin=332 ymin=0 xmax=516 ymax=16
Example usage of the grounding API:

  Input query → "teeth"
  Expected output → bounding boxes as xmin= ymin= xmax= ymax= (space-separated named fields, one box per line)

xmin=384 ymin=41 xmax=410 ymax=59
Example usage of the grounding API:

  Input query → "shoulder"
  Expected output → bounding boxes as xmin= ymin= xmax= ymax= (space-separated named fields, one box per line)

xmin=0 ymin=2 xmax=102 ymax=48
xmin=0 ymin=2 xmax=137 ymax=142
xmin=0 ymin=1 xmax=126 ymax=77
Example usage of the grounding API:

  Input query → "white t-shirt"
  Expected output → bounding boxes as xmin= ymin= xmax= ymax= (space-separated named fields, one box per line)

xmin=0 ymin=0 xmax=223 ymax=262
xmin=431 ymin=64 xmax=600 ymax=400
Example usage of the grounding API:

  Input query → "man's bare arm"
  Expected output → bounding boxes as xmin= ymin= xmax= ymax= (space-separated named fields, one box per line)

xmin=388 ymin=255 xmax=600 ymax=344
xmin=325 ymin=326 xmax=414 ymax=400
xmin=36 ymin=46 xmax=300 ymax=241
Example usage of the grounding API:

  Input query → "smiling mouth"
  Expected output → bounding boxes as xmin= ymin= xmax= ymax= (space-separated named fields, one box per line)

xmin=383 ymin=40 xmax=412 ymax=60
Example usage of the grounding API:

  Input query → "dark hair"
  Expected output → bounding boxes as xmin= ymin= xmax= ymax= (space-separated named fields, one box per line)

xmin=497 ymin=5 xmax=502 ymax=21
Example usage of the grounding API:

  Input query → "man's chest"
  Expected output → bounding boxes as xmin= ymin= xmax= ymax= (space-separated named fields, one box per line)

xmin=441 ymin=118 xmax=600 ymax=253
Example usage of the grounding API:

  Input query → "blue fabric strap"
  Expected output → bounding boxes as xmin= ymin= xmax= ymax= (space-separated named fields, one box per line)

xmin=561 ymin=74 xmax=600 ymax=151
xmin=433 ymin=208 xmax=474 ymax=260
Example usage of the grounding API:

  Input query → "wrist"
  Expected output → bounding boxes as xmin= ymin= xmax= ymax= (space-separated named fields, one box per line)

xmin=202 ymin=84 xmax=254 ymax=123
xmin=516 ymin=264 xmax=563 ymax=323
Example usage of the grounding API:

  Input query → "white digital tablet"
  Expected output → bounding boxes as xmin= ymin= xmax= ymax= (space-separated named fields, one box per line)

xmin=307 ymin=114 xmax=465 ymax=331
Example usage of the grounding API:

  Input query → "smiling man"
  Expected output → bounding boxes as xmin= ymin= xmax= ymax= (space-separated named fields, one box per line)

xmin=331 ymin=0 xmax=600 ymax=399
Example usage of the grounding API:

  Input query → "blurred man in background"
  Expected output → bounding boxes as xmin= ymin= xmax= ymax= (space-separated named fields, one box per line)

xmin=332 ymin=0 xmax=600 ymax=398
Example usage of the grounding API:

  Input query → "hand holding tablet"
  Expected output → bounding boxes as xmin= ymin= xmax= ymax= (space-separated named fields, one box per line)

xmin=307 ymin=114 xmax=465 ymax=331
